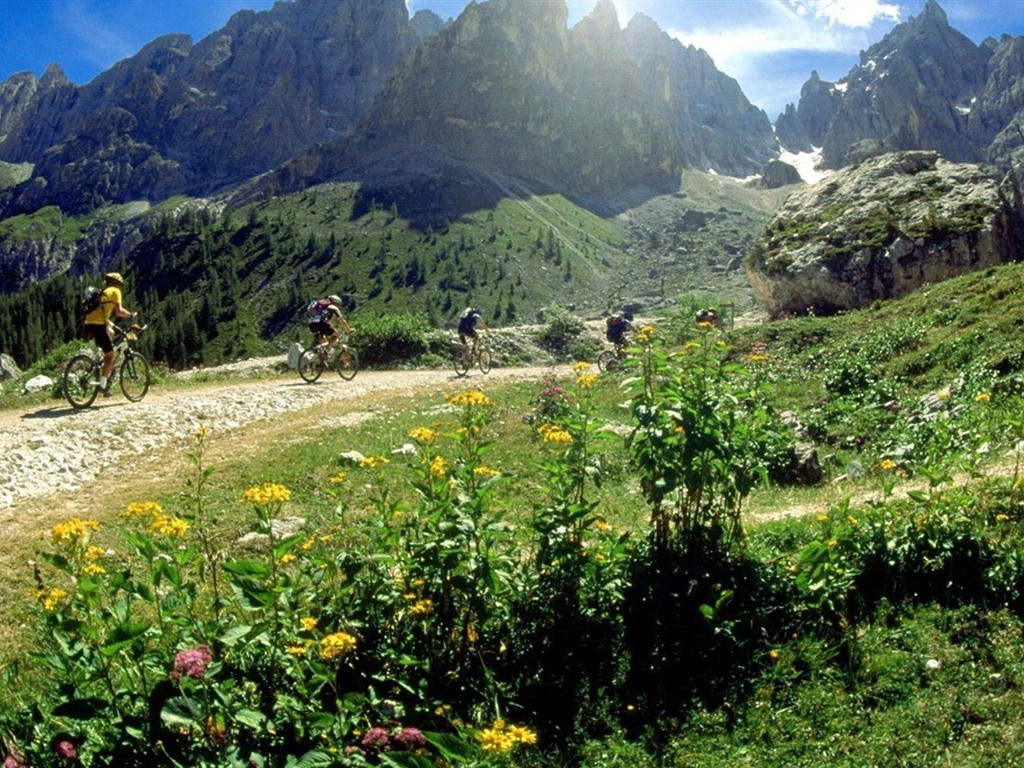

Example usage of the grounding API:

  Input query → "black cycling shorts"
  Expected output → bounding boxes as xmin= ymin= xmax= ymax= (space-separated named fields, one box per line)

xmin=309 ymin=321 xmax=335 ymax=341
xmin=83 ymin=323 xmax=113 ymax=353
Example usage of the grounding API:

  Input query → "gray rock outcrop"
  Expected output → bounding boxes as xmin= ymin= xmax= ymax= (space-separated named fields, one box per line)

xmin=745 ymin=151 xmax=1024 ymax=317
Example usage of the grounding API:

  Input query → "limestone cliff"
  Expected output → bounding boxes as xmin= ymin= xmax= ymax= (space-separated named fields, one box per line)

xmin=745 ymin=151 xmax=1024 ymax=317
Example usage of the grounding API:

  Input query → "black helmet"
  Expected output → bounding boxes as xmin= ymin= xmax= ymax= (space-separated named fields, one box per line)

xmin=623 ymin=309 xmax=634 ymax=321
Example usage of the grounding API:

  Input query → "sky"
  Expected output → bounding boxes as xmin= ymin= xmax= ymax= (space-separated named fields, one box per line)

xmin=3 ymin=0 xmax=1024 ymax=118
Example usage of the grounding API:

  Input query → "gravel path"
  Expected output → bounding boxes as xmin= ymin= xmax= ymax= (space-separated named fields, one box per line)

xmin=0 ymin=360 xmax=563 ymax=519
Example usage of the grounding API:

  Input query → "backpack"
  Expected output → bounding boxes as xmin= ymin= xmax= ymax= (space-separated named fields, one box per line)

xmin=82 ymin=286 xmax=102 ymax=315
xmin=606 ymin=315 xmax=625 ymax=340
xmin=458 ymin=308 xmax=478 ymax=334
xmin=306 ymin=298 xmax=332 ymax=323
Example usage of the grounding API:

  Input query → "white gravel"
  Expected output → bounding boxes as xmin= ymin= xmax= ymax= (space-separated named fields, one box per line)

xmin=0 ymin=359 xmax=561 ymax=516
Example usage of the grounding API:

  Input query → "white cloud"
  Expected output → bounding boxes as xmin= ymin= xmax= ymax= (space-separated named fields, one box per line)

xmin=59 ymin=0 xmax=138 ymax=71
xmin=788 ymin=0 xmax=901 ymax=29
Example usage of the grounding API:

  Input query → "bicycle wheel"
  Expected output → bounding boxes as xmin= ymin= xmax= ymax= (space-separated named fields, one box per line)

xmin=597 ymin=350 xmax=619 ymax=373
xmin=477 ymin=348 xmax=492 ymax=374
xmin=335 ymin=346 xmax=359 ymax=381
xmin=120 ymin=351 xmax=151 ymax=402
xmin=452 ymin=347 xmax=470 ymax=377
xmin=298 ymin=347 xmax=324 ymax=383
xmin=64 ymin=354 xmax=100 ymax=409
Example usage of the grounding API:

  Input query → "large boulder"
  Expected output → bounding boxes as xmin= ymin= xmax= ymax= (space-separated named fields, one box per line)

xmin=0 ymin=352 xmax=21 ymax=380
xmin=745 ymin=151 xmax=1024 ymax=317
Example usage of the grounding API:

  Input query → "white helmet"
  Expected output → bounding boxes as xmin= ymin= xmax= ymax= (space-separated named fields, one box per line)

xmin=329 ymin=294 xmax=343 ymax=305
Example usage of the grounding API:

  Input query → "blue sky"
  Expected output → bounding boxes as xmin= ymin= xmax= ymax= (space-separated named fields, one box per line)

xmin=3 ymin=0 xmax=1024 ymax=118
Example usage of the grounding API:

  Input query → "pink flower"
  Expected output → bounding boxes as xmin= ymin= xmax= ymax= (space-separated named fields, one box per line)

xmin=3 ymin=749 xmax=27 ymax=768
xmin=360 ymin=727 xmax=391 ymax=751
xmin=54 ymin=739 xmax=77 ymax=760
xmin=394 ymin=727 xmax=426 ymax=749
xmin=170 ymin=644 xmax=213 ymax=682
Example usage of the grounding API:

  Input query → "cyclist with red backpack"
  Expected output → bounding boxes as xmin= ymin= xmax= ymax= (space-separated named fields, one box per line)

xmin=605 ymin=309 xmax=633 ymax=356
xmin=307 ymin=295 xmax=352 ymax=351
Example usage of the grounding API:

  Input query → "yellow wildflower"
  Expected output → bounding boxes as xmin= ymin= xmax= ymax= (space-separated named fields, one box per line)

xmin=409 ymin=426 xmax=438 ymax=443
xmin=816 ymin=514 xmax=828 ymax=523
xmin=880 ymin=458 xmax=897 ymax=470
xmin=410 ymin=599 xmax=434 ymax=617
xmin=241 ymin=482 xmax=291 ymax=505
xmin=39 ymin=587 xmax=69 ymax=612
xmin=537 ymin=423 xmax=573 ymax=444
xmin=975 ymin=392 xmax=991 ymax=402
xmin=446 ymin=390 xmax=493 ymax=407
xmin=747 ymin=353 xmax=768 ymax=362
xmin=84 ymin=545 xmax=106 ymax=562
xmin=506 ymin=725 xmax=538 ymax=746
xmin=476 ymin=719 xmax=538 ymax=753
xmin=847 ymin=516 xmax=858 ymax=527
xmin=633 ymin=325 xmax=657 ymax=344
xmin=768 ymin=649 xmax=781 ymax=662
xmin=276 ymin=553 xmax=296 ymax=566
xmin=301 ymin=538 xmax=316 ymax=551
xmin=319 ymin=632 xmax=357 ymax=660
xmin=576 ymin=372 xmax=598 ymax=389
xmin=359 ymin=456 xmax=390 ymax=470
xmin=286 ymin=645 xmax=308 ymax=657
xmin=572 ymin=361 xmax=592 ymax=373
xmin=300 ymin=617 xmax=318 ymax=632
xmin=195 ymin=424 xmax=210 ymax=439
xmin=82 ymin=563 xmax=106 ymax=576
xmin=50 ymin=518 xmax=99 ymax=545
xmin=996 ymin=514 xmax=1010 ymax=522
xmin=328 ymin=472 xmax=347 ymax=484
xmin=123 ymin=501 xmax=163 ymax=519
xmin=473 ymin=466 xmax=501 ymax=477
xmin=429 ymin=455 xmax=449 ymax=479
xmin=150 ymin=514 xmax=190 ymax=537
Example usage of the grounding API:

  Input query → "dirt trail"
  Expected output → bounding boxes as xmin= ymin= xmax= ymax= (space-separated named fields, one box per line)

xmin=0 ymin=363 xmax=567 ymax=586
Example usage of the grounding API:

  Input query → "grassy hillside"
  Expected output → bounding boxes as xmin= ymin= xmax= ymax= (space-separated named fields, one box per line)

xmin=3 ymin=268 xmax=1024 ymax=766
xmin=0 ymin=174 xmax=785 ymax=369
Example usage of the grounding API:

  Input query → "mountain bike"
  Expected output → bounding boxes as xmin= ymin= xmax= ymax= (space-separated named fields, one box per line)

xmin=453 ymin=338 xmax=491 ymax=377
xmin=63 ymin=323 xmax=151 ymax=409
xmin=298 ymin=335 xmax=359 ymax=383
xmin=597 ymin=344 xmax=629 ymax=373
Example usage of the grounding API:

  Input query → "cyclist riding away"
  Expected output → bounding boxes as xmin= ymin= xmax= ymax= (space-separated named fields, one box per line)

xmin=605 ymin=309 xmax=633 ymax=356
xmin=308 ymin=294 xmax=352 ymax=351
xmin=458 ymin=306 xmax=490 ymax=359
xmin=82 ymin=272 xmax=136 ymax=395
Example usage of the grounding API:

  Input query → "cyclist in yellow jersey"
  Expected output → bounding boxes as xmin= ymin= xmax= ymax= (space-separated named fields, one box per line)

xmin=82 ymin=272 xmax=136 ymax=393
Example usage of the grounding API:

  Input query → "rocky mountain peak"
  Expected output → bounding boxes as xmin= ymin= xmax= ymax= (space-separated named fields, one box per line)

xmin=779 ymin=0 xmax=993 ymax=170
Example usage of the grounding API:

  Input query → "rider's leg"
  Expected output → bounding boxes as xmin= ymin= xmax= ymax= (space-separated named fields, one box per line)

xmin=100 ymin=349 xmax=115 ymax=378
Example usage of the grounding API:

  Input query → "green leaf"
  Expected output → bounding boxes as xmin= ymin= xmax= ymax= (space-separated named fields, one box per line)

xmin=380 ymin=752 xmax=437 ymax=768
xmin=234 ymin=708 xmax=267 ymax=730
xmin=219 ymin=624 xmax=257 ymax=647
xmin=161 ymin=696 xmax=203 ymax=727
xmin=230 ymin=579 xmax=275 ymax=610
xmin=423 ymin=731 xmax=476 ymax=763
xmin=223 ymin=559 xmax=273 ymax=578
xmin=101 ymin=621 xmax=151 ymax=657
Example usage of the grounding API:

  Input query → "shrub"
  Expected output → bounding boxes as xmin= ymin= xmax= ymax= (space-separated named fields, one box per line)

xmin=535 ymin=307 xmax=588 ymax=360
xmin=352 ymin=312 xmax=431 ymax=366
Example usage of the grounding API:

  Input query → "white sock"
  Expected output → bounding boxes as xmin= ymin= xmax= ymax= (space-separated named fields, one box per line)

xmin=98 ymin=375 xmax=108 ymax=387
